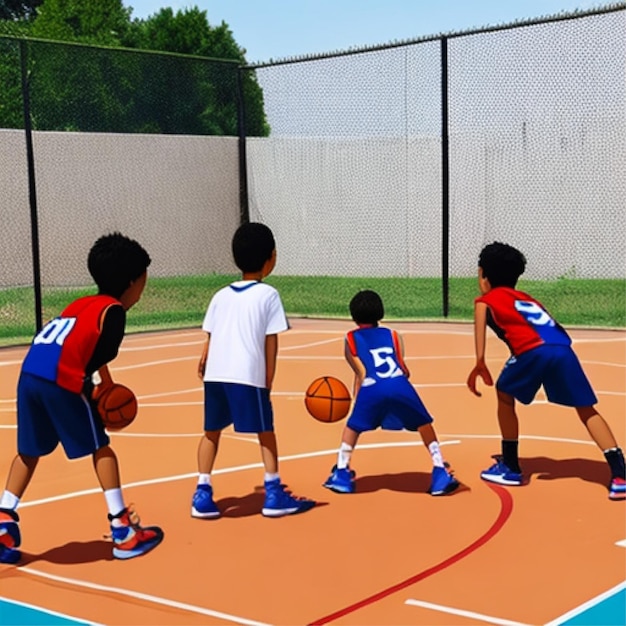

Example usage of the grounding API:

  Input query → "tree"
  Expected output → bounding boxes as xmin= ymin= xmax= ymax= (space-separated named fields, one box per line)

xmin=0 ymin=2 xmax=269 ymax=136
xmin=29 ymin=0 xmax=130 ymax=45
xmin=0 ymin=0 xmax=42 ymax=21
xmin=123 ymin=7 xmax=269 ymax=136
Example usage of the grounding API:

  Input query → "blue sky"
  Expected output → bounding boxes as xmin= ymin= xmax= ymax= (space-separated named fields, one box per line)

xmin=123 ymin=0 xmax=602 ymax=62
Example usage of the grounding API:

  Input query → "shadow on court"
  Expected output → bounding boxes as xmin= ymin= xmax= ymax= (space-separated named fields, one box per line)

xmin=521 ymin=456 xmax=611 ymax=488
xmin=18 ymin=540 xmax=114 ymax=565
xmin=217 ymin=488 xmax=329 ymax=518
xmin=354 ymin=470 xmax=472 ymax=496
xmin=354 ymin=470 xmax=432 ymax=494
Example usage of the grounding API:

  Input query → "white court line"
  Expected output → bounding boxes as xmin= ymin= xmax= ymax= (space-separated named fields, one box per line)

xmin=281 ymin=337 xmax=342 ymax=351
xmin=616 ymin=539 xmax=626 ymax=548
xmin=120 ymin=340 xmax=203 ymax=352
xmin=18 ymin=441 xmax=457 ymax=509
xmin=2 ymin=386 xmax=624 ymax=415
xmin=405 ymin=599 xmax=531 ymax=626
xmin=9 ymin=434 xmax=616 ymax=623
xmin=543 ymin=580 xmax=626 ymax=626
xmin=582 ymin=360 xmax=626 ymax=368
xmin=0 ymin=596 xmax=101 ymax=625
xmin=573 ymin=337 xmax=626 ymax=344
xmin=18 ymin=567 xmax=270 ymax=626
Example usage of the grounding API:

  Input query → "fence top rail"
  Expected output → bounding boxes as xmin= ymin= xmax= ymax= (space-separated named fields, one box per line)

xmin=244 ymin=2 xmax=626 ymax=69
xmin=0 ymin=33 xmax=242 ymax=65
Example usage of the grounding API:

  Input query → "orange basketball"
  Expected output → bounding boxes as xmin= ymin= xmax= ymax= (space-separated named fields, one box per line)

xmin=97 ymin=384 xmax=138 ymax=430
xmin=305 ymin=376 xmax=351 ymax=423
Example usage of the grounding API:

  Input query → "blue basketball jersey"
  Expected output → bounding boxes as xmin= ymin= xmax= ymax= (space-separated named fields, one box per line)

xmin=345 ymin=325 xmax=433 ymax=432
xmin=345 ymin=326 xmax=408 ymax=385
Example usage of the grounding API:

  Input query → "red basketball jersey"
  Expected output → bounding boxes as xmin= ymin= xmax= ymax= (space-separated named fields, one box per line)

xmin=21 ymin=295 xmax=121 ymax=393
xmin=476 ymin=287 xmax=571 ymax=356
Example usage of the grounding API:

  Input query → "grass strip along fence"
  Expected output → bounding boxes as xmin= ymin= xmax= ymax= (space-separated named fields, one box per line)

xmin=1 ymin=275 xmax=624 ymax=347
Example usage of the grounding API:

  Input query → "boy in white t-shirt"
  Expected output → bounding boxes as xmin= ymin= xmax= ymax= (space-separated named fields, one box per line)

xmin=191 ymin=222 xmax=316 ymax=518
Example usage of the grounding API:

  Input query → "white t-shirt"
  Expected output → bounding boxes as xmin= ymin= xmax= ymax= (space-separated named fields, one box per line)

xmin=202 ymin=280 xmax=289 ymax=388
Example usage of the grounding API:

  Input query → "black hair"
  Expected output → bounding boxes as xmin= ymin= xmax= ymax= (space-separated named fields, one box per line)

xmin=349 ymin=290 xmax=384 ymax=325
xmin=88 ymin=232 xmax=151 ymax=299
xmin=232 ymin=222 xmax=276 ymax=273
xmin=478 ymin=242 xmax=526 ymax=288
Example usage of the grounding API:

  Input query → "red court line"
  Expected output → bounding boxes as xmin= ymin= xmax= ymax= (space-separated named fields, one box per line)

xmin=308 ymin=483 xmax=514 ymax=625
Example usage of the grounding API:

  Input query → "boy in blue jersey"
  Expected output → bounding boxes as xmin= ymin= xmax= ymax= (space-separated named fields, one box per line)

xmin=0 ymin=233 xmax=163 ymax=564
xmin=323 ymin=290 xmax=460 ymax=496
xmin=467 ymin=242 xmax=625 ymax=500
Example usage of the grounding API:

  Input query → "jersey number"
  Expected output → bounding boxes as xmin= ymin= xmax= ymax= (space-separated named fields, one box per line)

xmin=370 ymin=347 xmax=402 ymax=378
xmin=33 ymin=317 xmax=76 ymax=346
xmin=514 ymin=301 xmax=555 ymax=327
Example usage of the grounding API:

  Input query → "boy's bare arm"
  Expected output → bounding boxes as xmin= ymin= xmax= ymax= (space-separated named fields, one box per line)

xmin=265 ymin=334 xmax=278 ymax=390
xmin=396 ymin=331 xmax=411 ymax=378
xmin=467 ymin=301 xmax=494 ymax=396
xmin=93 ymin=365 xmax=114 ymax=400
xmin=198 ymin=334 xmax=210 ymax=381
xmin=344 ymin=339 xmax=364 ymax=397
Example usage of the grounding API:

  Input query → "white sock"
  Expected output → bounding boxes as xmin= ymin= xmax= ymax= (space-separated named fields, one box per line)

xmin=428 ymin=441 xmax=445 ymax=468
xmin=197 ymin=473 xmax=212 ymax=486
xmin=264 ymin=472 xmax=280 ymax=483
xmin=0 ymin=490 xmax=19 ymax=510
xmin=103 ymin=488 xmax=125 ymax=519
xmin=337 ymin=442 xmax=353 ymax=470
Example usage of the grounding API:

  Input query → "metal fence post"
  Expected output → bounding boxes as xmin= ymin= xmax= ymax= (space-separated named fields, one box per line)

xmin=20 ymin=39 xmax=42 ymax=332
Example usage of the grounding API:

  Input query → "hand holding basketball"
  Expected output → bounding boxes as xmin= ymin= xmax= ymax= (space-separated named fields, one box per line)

xmin=305 ymin=376 xmax=351 ymax=423
xmin=96 ymin=383 xmax=138 ymax=430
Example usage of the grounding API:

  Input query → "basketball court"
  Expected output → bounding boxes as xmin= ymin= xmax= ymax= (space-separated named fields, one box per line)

xmin=0 ymin=320 xmax=624 ymax=625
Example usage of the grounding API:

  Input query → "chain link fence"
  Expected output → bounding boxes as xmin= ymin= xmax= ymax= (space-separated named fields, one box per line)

xmin=1 ymin=5 xmax=624 ymax=344
xmin=244 ymin=6 xmax=625 ymax=318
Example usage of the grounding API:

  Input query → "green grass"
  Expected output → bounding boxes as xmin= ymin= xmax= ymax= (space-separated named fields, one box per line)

xmin=1 ymin=274 xmax=624 ymax=347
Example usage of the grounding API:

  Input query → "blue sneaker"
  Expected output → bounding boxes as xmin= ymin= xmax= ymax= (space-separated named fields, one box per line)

xmin=0 ymin=509 xmax=21 ymax=564
xmin=191 ymin=484 xmax=221 ymax=519
xmin=108 ymin=507 xmax=163 ymax=560
xmin=609 ymin=478 xmax=626 ymax=501
xmin=429 ymin=466 xmax=460 ymax=496
xmin=480 ymin=455 xmax=523 ymax=486
xmin=262 ymin=479 xmax=316 ymax=517
xmin=323 ymin=465 xmax=356 ymax=494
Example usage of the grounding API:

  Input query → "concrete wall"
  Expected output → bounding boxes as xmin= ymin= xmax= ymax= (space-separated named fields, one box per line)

xmin=0 ymin=130 xmax=240 ymax=287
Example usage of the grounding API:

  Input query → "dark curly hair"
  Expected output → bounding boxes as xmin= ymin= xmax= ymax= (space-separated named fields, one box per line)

xmin=88 ymin=232 xmax=151 ymax=299
xmin=349 ymin=290 xmax=384 ymax=325
xmin=478 ymin=242 xmax=526 ymax=288
xmin=232 ymin=222 xmax=275 ymax=273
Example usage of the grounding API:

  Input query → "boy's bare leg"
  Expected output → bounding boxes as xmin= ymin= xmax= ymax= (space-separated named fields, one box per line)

xmin=576 ymin=406 xmax=618 ymax=450
xmin=258 ymin=431 xmax=279 ymax=474
xmin=191 ymin=431 xmax=222 ymax=519
xmin=93 ymin=446 xmax=129 ymax=520
xmin=197 ymin=431 xmax=221 ymax=474
xmin=341 ymin=425 xmax=359 ymax=448
xmin=92 ymin=445 xmax=121 ymax=491
xmin=5 ymin=454 xmax=38 ymax=499
xmin=418 ymin=423 xmax=437 ymax=448
xmin=577 ymin=407 xmax=625 ymax=495
xmin=497 ymin=391 xmax=519 ymax=440
xmin=418 ymin=423 xmax=448 ymax=469
xmin=258 ymin=430 xmax=316 ymax=514
xmin=335 ymin=425 xmax=359 ymax=469
xmin=496 ymin=391 xmax=522 ymax=473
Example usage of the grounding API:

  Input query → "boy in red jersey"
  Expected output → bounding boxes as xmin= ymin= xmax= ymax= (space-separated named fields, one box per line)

xmin=467 ymin=242 xmax=625 ymax=500
xmin=0 ymin=233 xmax=163 ymax=563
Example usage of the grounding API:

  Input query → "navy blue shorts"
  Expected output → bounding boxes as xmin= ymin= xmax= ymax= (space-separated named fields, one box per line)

xmin=496 ymin=344 xmax=597 ymax=407
xmin=17 ymin=372 xmax=109 ymax=459
xmin=203 ymin=382 xmax=274 ymax=433
xmin=347 ymin=377 xmax=433 ymax=434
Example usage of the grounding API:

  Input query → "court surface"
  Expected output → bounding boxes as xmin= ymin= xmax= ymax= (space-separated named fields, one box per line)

xmin=0 ymin=319 xmax=624 ymax=626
